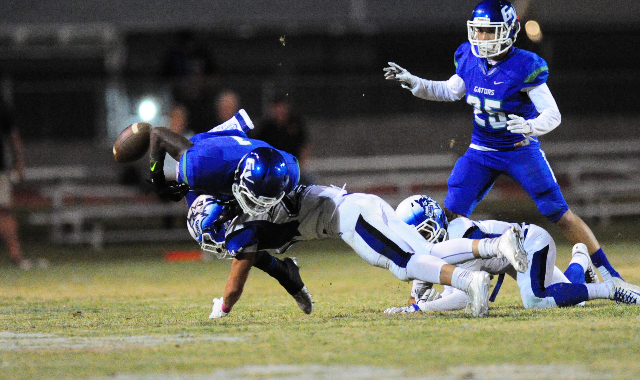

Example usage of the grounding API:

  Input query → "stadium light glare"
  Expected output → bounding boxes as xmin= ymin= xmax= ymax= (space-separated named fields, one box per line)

xmin=525 ymin=20 xmax=543 ymax=43
xmin=138 ymin=99 xmax=158 ymax=122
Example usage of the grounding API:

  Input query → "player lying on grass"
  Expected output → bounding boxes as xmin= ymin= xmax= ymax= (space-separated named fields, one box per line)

xmin=187 ymin=184 xmax=532 ymax=319
xmin=384 ymin=195 xmax=640 ymax=314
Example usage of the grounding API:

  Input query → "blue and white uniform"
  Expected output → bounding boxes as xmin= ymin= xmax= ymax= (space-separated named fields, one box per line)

xmin=411 ymin=43 xmax=566 ymax=222
xmin=224 ymin=185 xmax=492 ymax=286
xmin=412 ymin=217 xmax=614 ymax=311
xmin=175 ymin=110 xmax=300 ymax=207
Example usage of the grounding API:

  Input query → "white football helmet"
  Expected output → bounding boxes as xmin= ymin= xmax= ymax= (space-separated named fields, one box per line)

xmin=187 ymin=195 xmax=230 ymax=259
xmin=467 ymin=0 xmax=520 ymax=58
xmin=396 ymin=195 xmax=448 ymax=243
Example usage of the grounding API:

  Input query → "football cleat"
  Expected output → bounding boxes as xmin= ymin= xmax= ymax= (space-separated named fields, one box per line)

xmin=496 ymin=225 xmax=529 ymax=273
xmin=286 ymin=258 xmax=313 ymax=314
xmin=465 ymin=271 xmax=491 ymax=317
xmin=611 ymin=277 xmax=640 ymax=305
xmin=572 ymin=243 xmax=600 ymax=284
xmin=292 ymin=286 xmax=313 ymax=314
xmin=384 ymin=304 xmax=420 ymax=314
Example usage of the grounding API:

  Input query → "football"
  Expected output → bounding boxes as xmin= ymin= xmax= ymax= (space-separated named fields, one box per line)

xmin=113 ymin=122 xmax=152 ymax=163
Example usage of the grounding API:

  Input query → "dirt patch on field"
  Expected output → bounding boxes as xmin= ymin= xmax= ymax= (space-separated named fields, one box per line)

xmin=0 ymin=332 xmax=244 ymax=351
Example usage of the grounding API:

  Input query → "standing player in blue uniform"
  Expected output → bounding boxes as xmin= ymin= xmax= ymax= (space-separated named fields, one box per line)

xmin=148 ymin=109 xmax=313 ymax=315
xmin=384 ymin=0 xmax=622 ymax=282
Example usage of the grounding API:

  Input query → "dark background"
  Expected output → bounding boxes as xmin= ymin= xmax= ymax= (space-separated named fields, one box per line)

xmin=0 ymin=0 xmax=638 ymax=160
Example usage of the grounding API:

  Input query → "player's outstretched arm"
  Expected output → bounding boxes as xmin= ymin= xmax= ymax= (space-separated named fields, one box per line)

xmin=383 ymin=62 xmax=419 ymax=90
xmin=148 ymin=127 xmax=194 ymax=201
xmin=210 ymin=251 xmax=256 ymax=319
xmin=149 ymin=127 xmax=193 ymax=163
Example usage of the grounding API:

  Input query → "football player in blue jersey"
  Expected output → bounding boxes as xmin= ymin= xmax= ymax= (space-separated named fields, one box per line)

xmin=187 ymin=184 xmax=538 ymax=319
xmin=147 ymin=109 xmax=313 ymax=315
xmin=384 ymin=195 xmax=640 ymax=314
xmin=384 ymin=0 xmax=622 ymax=282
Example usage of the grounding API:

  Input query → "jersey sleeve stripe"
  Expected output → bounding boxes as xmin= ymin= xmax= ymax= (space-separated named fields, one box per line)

xmin=524 ymin=66 xmax=549 ymax=84
xmin=180 ymin=152 xmax=190 ymax=185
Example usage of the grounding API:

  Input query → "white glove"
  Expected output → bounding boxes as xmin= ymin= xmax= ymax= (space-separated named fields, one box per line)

xmin=383 ymin=62 xmax=419 ymax=90
xmin=384 ymin=303 xmax=420 ymax=314
xmin=506 ymin=114 xmax=534 ymax=136
xmin=209 ymin=297 xmax=229 ymax=319
xmin=416 ymin=288 xmax=442 ymax=311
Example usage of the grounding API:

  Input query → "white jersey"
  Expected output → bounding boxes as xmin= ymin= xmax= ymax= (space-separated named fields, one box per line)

xmin=229 ymin=185 xmax=483 ymax=285
xmin=415 ymin=217 xmax=569 ymax=310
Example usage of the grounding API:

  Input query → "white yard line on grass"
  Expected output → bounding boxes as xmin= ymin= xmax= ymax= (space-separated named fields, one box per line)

xmin=0 ymin=332 xmax=244 ymax=351
xmin=110 ymin=364 xmax=611 ymax=380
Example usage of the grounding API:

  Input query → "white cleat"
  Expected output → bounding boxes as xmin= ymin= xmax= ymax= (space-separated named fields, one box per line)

xmin=465 ymin=271 xmax=491 ymax=317
xmin=497 ymin=225 xmax=529 ymax=273
xmin=611 ymin=277 xmax=640 ymax=305
xmin=572 ymin=243 xmax=600 ymax=283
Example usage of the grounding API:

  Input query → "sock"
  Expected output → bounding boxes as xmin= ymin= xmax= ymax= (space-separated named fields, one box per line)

xmin=586 ymin=281 xmax=615 ymax=300
xmin=564 ymin=263 xmax=586 ymax=285
xmin=590 ymin=248 xmax=621 ymax=280
xmin=450 ymin=267 xmax=474 ymax=291
xmin=477 ymin=237 xmax=499 ymax=259
xmin=252 ymin=251 xmax=303 ymax=295
xmin=546 ymin=283 xmax=589 ymax=307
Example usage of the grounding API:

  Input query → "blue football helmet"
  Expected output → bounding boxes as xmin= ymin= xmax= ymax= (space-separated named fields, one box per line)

xmin=467 ymin=0 xmax=520 ymax=58
xmin=232 ymin=147 xmax=290 ymax=216
xmin=396 ymin=195 xmax=448 ymax=243
xmin=187 ymin=195 xmax=230 ymax=258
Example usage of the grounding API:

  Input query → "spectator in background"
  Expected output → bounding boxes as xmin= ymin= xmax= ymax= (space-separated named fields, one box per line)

xmin=162 ymin=30 xmax=219 ymax=134
xmin=215 ymin=90 xmax=241 ymax=125
xmin=0 ymin=95 xmax=29 ymax=269
xmin=253 ymin=93 xmax=314 ymax=185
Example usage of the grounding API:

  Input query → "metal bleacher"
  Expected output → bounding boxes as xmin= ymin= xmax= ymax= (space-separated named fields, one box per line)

xmin=25 ymin=138 xmax=640 ymax=249
xmin=308 ymin=138 xmax=640 ymax=225
xmin=25 ymin=165 xmax=191 ymax=250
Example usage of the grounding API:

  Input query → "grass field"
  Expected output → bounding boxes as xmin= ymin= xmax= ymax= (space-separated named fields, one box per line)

xmin=1 ymin=235 xmax=640 ymax=379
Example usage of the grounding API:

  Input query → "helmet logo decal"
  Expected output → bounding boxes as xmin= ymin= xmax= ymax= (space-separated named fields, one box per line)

xmin=501 ymin=5 xmax=517 ymax=24
xmin=241 ymin=158 xmax=256 ymax=184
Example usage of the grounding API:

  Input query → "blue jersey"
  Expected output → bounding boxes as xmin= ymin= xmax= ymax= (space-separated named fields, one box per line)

xmin=455 ymin=43 xmax=549 ymax=150
xmin=177 ymin=129 xmax=300 ymax=205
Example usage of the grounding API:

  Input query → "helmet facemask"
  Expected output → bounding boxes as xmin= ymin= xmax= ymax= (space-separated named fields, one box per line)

xmin=187 ymin=195 xmax=231 ymax=259
xmin=467 ymin=0 xmax=520 ymax=60
xmin=232 ymin=148 xmax=289 ymax=216
xmin=200 ymin=230 xmax=229 ymax=259
xmin=232 ymin=180 xmax=284 ymax=216
xmin=415 ymin=217 xmax=449 ymax=243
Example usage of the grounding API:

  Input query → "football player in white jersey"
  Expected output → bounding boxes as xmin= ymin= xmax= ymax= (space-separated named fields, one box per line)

xmin=384 ymin=0 xmax=623 ymax=283
xmin=188 ymin=185 xmax=531 ymax=318
xmin=384 ymin=195 xmax=640 ymax=314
